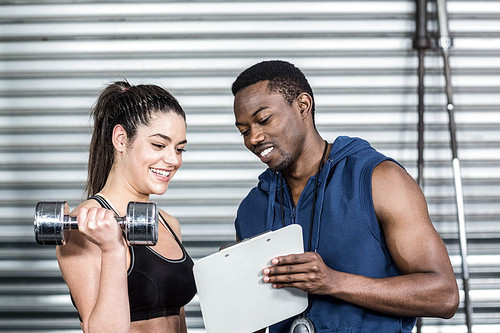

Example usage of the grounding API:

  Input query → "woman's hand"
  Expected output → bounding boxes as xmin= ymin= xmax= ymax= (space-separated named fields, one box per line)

xmin=76 ymin=207 xmax=125 ymax=252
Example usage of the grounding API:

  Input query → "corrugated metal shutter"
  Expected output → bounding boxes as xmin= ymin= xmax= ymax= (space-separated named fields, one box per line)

xmin=1 ymin=1 xmax=499 ymax=332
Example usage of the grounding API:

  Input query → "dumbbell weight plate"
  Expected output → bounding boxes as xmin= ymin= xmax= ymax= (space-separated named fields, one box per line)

xmin=34 ymin=201 xmax=69 ymax=245
xmin=125 ymin=201 xmax=158 ymax=246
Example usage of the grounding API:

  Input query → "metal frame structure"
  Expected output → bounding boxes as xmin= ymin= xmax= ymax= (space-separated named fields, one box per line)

xmin=413 ymin=0 xmax=473 ymax=331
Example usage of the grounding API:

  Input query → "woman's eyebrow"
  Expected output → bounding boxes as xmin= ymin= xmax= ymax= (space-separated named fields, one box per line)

xmin=149 ymin=133 xmax=171 ymax=142
xmin=149 ymin=133 xmax=187 ymax=145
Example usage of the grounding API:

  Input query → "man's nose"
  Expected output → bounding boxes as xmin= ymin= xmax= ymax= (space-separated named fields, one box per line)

xmin=249 ymin=129 xmax=265 ymax=147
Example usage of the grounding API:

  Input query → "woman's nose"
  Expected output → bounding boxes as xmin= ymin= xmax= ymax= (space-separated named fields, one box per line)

xmin=163 ymin=148 xmax=180 ymax=166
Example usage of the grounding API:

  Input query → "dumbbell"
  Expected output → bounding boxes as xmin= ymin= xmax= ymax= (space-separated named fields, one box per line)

xmin=34 ymin=201 xmax=158 ymax=246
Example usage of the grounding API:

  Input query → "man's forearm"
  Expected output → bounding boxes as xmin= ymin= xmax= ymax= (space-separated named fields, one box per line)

xmin=328 ymin=270 xmax=458 ymax=318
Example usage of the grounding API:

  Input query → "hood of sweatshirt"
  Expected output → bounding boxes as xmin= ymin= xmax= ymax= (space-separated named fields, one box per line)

xmin=256 ymin=136 xmax=374 ymax=194
xmin=254 ymin=136 xmax=376 ymax=235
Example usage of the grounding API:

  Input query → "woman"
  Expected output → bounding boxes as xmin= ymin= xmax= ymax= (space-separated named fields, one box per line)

xmin=57 ymin=81 xmax=196 ymax=333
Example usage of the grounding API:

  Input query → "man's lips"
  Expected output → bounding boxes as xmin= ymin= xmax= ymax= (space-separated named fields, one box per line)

xmin=255 ymin=146 xmax=275 ymax=163
xmin=259 ymin=146 xmax=274 ymax=158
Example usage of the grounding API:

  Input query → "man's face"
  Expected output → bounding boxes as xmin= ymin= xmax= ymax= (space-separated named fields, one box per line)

xmin=233 ymin=81 xmax=305 ymax=171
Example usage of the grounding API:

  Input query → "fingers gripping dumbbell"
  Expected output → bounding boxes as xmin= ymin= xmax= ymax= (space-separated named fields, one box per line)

xmin=34 ymin=201 xmax=158 ymax=246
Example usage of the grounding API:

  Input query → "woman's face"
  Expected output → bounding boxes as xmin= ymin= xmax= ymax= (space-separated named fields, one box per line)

xmin=121 ymin=111 xmax=187 ymax=196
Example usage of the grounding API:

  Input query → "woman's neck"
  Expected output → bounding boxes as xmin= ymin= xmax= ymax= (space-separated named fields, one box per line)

xmin=97 ymin=171 xmax=150 ymax=215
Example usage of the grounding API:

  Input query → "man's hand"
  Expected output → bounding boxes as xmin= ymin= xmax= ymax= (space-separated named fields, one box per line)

xmin=262 ymin=252 xmax=335 ymax=295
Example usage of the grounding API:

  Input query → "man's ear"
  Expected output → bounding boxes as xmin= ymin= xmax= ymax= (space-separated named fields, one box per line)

xmin=297 ymin=92 xmax=313 ymax=120
xmin=112 ymin=124 xmax=128 ymax=153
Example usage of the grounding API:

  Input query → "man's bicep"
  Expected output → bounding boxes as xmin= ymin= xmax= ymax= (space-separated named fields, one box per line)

xmin=371 ymin=161 xmax=451 ymax=274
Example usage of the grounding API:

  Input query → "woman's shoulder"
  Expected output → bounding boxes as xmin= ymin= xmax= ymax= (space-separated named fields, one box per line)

xmin=159 ymin=208 xmax=182 ymax=240
xmin=159 ymin=208 xmax=178 ymax=223
xmin=69 ymin=198 xmax=102 ymax=215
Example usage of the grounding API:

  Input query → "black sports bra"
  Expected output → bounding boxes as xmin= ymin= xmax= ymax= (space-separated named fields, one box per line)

xmin=71 ymin=195 xmax=197 ymax=322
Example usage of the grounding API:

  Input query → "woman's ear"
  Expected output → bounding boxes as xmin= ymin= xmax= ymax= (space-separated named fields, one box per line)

xmin=297 ymin=92 xmax=313 ymax=120
xmin=112 ymin=124 xmax=128 ymax=153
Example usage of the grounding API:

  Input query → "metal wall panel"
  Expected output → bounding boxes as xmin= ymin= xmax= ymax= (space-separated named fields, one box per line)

xmin=1 ymin=1 xmax=499 ymax=332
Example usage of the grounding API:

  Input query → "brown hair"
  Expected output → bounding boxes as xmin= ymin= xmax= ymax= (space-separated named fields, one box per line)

xmin=85 ymin=81 xmax=185 ymax=197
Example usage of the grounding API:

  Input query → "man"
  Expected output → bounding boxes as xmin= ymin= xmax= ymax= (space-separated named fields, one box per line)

xmin=231 ymin=60 xmax=459 ymax=332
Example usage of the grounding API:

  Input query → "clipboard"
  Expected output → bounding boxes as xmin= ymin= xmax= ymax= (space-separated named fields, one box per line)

xmin=193 ymin=224 xmax=308 ymax=333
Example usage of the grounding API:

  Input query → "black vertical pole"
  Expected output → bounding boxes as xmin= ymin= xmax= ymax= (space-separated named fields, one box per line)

xmin=413 ymin=1 xmax=431 ymax=331
xmin=413 ymin=0 xmax=431 ymax=192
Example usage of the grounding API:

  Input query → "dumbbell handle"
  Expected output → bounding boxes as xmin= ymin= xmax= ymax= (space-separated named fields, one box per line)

xmin=64 ymin=215 xmax=127 ymax=230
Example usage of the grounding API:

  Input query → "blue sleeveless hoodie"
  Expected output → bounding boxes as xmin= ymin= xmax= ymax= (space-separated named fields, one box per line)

xmin=235 ymin=136 xmax=416 ymax=333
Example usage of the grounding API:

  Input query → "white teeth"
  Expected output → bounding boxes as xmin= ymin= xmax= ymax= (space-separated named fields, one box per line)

xmin=151 ymin=168 xmax=170 ymax=177
xmin=260 ymin=147 xmax=274 ymax=157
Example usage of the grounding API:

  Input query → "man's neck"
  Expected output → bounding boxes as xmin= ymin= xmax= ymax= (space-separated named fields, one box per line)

xmin=282 ymin=137 xmax=329 ymax=206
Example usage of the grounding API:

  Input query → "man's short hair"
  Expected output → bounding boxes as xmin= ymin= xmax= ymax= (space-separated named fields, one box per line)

xmin=231 ymin=60 xmax=315 ymax=118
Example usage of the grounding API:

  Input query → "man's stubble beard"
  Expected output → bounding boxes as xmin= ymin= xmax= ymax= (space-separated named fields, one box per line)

xmin=269 ymin=154 xmax=293 ymax=172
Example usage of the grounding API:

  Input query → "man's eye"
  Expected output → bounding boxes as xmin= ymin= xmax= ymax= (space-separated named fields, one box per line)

xmin=259 ymin=115 xmax=271 ymax=124
xmin=240 ymin=129 xmax=249 ymax=136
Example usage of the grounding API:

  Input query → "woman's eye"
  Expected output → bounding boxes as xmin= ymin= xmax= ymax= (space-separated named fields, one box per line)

xmin=176 ymin=148 xmax=186 ymax=153
xmin=152 ymin=143 xmax=165 ymax=149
